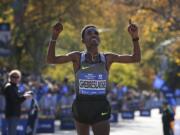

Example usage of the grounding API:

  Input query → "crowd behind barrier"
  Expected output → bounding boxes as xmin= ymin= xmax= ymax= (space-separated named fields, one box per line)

xmin=0 ymin=67 xmax=180 ymax=132
xmin=0 ymin=67 xmax=180 ymax=118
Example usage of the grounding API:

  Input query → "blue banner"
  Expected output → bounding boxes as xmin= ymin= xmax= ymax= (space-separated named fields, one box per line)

xmin=164 ymin=91 xmax=174 ymax=98
xmin=1 ymin=119 xmax=26 ymax=135
xmin=153 ymin=75 xmax=165 ymax=89
xmin=60 ymin=108 xmax=75 ymax=130
xmin=140 ymin=109 xmax=151 ymax=117
xmin=1 ymin=118 xmax=55 ymax=134
xmin=109 ymin=113 xmax=118 ymax=123
xmin=121 ymin=111 xmax=134 ymax=119
xmin=37 ymin=119 xmax=55 ymax=133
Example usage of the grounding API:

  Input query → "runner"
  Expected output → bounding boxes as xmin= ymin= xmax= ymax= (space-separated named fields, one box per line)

xmin=47 ymin=19 xmax=141 ymax=135
xmin=162 ymin=101 xmax=175 ymax=135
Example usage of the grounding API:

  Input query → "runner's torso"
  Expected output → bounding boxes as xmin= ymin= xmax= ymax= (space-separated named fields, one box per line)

xmin=75 ymin=52 xmax=109 ymax=99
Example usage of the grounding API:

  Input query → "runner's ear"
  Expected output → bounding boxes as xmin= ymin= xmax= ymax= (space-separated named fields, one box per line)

xmin=82 ymin=38 xmax=85 ymax=44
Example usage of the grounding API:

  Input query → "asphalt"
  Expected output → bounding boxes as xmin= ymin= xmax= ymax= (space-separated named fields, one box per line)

xmin=0 ymin=107 xmax=179 ymax=135
xmin=38 ymin=106 xmax=180 ymax=135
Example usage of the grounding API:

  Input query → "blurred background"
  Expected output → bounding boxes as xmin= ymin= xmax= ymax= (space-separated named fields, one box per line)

xmin=0 ymin=0 xmax=180 ymax=135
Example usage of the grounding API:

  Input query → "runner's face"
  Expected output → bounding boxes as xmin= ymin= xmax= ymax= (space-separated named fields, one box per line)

xmin=83 ymin=27 xmax=100 ymax=48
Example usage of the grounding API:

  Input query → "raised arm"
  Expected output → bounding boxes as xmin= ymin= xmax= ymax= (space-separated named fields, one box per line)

xmin=47 ymin=21 xmax=80 ymax=64
xmin=106 ymin=19 xmax=141 ymax=67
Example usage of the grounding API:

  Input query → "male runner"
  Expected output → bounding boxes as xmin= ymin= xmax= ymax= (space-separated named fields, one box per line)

xmin=47 ymin=19 xmax=141 ymax=135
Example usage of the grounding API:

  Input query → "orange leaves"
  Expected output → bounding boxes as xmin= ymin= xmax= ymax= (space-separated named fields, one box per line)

xmin=152 ymin=0 xmax=168 ymax=7
xmin=167 ymin=40 xmax=180 ymax=66
xmin=132 ymin=10 xmax=160 ymax=43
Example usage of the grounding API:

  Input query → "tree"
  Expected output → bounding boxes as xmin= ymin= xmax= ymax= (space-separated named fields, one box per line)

xmin=113 ymin=0 xmax=180 ymax=90
xmin=1 ymin=0 xmax=178 ymax=89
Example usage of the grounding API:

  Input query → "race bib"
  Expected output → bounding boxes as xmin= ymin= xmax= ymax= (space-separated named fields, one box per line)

xmin=79 ymin=73 xmax=106 ymax=95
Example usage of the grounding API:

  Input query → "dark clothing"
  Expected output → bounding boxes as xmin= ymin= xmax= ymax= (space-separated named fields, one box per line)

xmin=7 ymin=117 xmax=19 ymax=135
xmin=26 ymin=99 xmax=39 ymax=135
xmin=3 ymin=82 xmax=26 ymax=118
xmin=72 ymin=52 xmax=111 ymax=124
xmin=72 ymin=96 xmax=111 ymax=124
xmin=162 ymin=106 xmax=175 ymax=135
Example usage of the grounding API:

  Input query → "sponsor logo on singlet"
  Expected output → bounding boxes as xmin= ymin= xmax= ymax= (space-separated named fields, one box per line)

xmin=79 ymin=73 xmax=106 ymax=95
xmin=101 ymin=112 xmax=108 ymax=116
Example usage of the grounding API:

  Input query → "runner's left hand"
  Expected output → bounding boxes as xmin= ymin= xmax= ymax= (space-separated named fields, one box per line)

xmin=128 ymin=19 xmax=139 ymax=39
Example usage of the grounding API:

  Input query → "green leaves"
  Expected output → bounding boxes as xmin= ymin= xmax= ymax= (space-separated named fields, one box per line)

xmin=109 ymin=64 xmax=139 ymax=87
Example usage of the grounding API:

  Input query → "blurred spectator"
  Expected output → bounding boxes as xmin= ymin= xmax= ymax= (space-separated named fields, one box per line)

xmin=175 ymin=88 xmax=180 ymax=97
xmin=162 ymin=101 xmax=175 ymax=135
xmin=2 ymin=69 xmax=33 ymax=135
xmin=1 ymin=66 xmax=175 ymax=122
xmin=39 ymin=89 xmax=57 ymax=117
xmin=0 ymin=67 xmax=7 ymax=91
xmin=0 ymin=94 xmax=5 ymax=112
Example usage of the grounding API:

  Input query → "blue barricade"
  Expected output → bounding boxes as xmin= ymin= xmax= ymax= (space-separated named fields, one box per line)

xmin=1 ymin=118 xmax=55 ymax=135
xmin=0 ymin=111 xmax=4 ymax=132
xmin=176 ymin=98 xmax=180 ymax=105
xmin=60 ymin=108 xmax=75 ymax=130
xmin=109 ymin=112 xmax=118 ymax=123
xmin=121 ymin=111 xmax=134 ymax=119
xmin=37 ymin=118 xmax=54 ymax=133
xmin=1 ymin=119 xmax=26 ymax=135
xmin=159 ymin=107 xmax=163 ymax=114
xmin=60 ymin=117 xmax=75 ymax=130
xmin=140 ymin=109 xmax=151 ymax=117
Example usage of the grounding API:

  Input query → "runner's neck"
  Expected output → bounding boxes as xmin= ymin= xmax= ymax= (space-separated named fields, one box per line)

xmin=85 ymin=52 xmax=100 ymax=63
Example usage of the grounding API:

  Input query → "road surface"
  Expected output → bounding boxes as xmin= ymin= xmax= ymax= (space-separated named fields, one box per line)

xmin=39 ymin=107 xmax=180 ymax=135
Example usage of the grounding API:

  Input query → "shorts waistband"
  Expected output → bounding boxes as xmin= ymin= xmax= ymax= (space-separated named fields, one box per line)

xmin=76 ymin=95 xmax=107 ymax=101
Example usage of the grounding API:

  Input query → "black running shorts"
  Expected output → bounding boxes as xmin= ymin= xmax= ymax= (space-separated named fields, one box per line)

xmin=72 ymin=97 xmax=111 ymax=125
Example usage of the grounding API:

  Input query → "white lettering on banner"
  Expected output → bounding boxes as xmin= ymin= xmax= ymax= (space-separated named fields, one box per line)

xmin=39 ymin=124 xmax=52 ymax=128
xmin=79 ymin=79 xmax=106 ymax=90
xmin=16 ymin=125 xmax=24 ymax=131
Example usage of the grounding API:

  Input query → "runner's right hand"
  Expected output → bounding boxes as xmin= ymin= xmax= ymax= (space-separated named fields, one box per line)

xmin=52 ymin=19 xmax=63 ymax=40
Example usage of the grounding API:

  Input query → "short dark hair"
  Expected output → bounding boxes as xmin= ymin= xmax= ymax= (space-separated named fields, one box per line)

xmin=81 ymin=24 xmax=97 ymax=40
